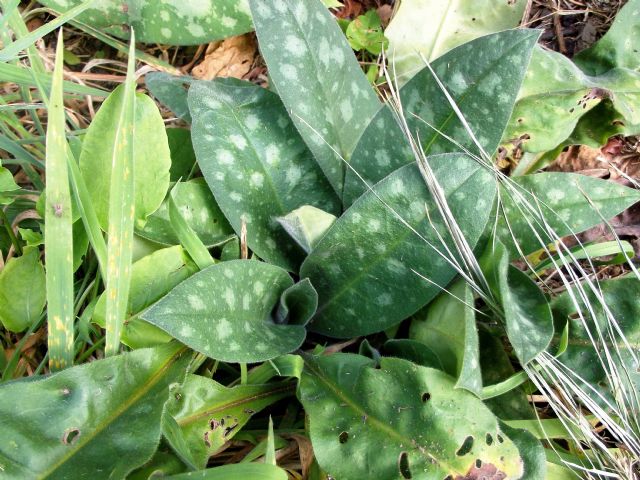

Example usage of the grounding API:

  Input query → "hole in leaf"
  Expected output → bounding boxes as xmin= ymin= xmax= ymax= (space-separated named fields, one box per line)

xmin=421 ymin=392 xmax=431 ymax=403
xmin=485 ymin=433 xmax=493 ymax=445
xmin=339 ymin=431 xmax=349 ymax=444
xmin=497 ymin=434 xmax=504 ymax=444
xmin=444 ymin=476 xmax=453 ymax=480
xmin=62 ymin=428 xmax=80 ymax=445
xmin=475 ymin=459 xmax=482 ymax=468
xmin=517 ymin=118 xmax=523 ymax=123
xmin=398 ymin=451 xmax=412 ymax=479
xmin=456 ymin=436 xmax=474 ymax=456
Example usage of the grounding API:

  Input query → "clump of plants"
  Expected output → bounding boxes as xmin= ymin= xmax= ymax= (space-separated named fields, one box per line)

xmin=1 ymin=0 xmax=639 ymax=479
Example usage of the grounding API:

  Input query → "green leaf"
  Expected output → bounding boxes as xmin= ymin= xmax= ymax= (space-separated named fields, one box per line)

xmin=138 ymin=179 xmax=234 ymax=249
xmin=302 ymin=153 xmax=496 ymax=338
xmin=276 ymin=205 xmax=336 ymax=254
xmin=79 ymin=87 xmax=171 ymax=231
xmin=574 ymin=0 xmax=640 ymax=75
xmin=385 ymin=0 xmax=527 ymax=82
xmin=0 ymin=165 xmax=19 ymax=205
xmin=146 ymin=73 xmax=193 ymax=123
xmin=500 ymin=423 xmax=547 ymax=479
xmin=188 ymin=78 xmax=340 ymax=271
xmin=249 ymin=0 xmax=380 ymax=195
xmin=128 ymin=450 xmax=187 ymax=479
xmin=45 ymin=34 xmax=75 ymax=371
xmin=381 ymin=339 xmax=446 ymax=371
xmin=38 ymin=0 xmax=253 ymax=46
xmin=165 ymin=374 xmax=294 ymax=468
xmin=0 ymin=343 xmax=190 ymax=479
xmin=409 ymin=279 xmax=482 ymax=395
xmin=0 ymin=62 xmax=106 ymax=97
xmin=498 ymin=172 xmax=640 ymax=256
xmin=344 ymin=29 xmax=539 ymax=205
xmin=92 ymin=245 xmax=198 ymax=349
xmin=0 ymin=246 xmax=45 ymax=332
xmin=346 ymin=10 xmax=388 ymax=55
xmin=167 ymin=128 xmax=197 ymax=181
xmin=299 ymin=354 xmax=525 ymax=479
xmin=141 ymin=260 xmax=316 ymax=363
xmin=165 ymin=464 xmax=288 ymax=480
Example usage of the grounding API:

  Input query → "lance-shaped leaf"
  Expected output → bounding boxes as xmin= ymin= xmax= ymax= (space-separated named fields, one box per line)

xmin=189 ymin=79 xmax=340 ymax=271
xmin=164 ymin=374 xmax=295 ymax=468
xmin=138 ymin=180 xmax=234 ymax=249
xmin=79 ymin=87 xmax=170 ymax=231
xmin=344 ymin=29 xmax=539 ymax=205
xmin=0 ymin=343 xmax=190 ymax=479
xmin=92 ymin=246 xmax=198 ymax=349
xmin=141 ymin=260 xmax=317 ymax=363
xmin=409 ymin=279 xmax=482 ymax=395
xmin=385 ymin=0 xmax=527 ymax=82
xmin=302 ymin=153 xmax=496 ymax=338
xmin=249 ymin=0 xmax=380 ymax=194
xmin=45 ymin=34 xmax=74 ymax=370
xmin=497 ymin=172 xmax=640 ymax=256
xmin=38 ymin=0 xmax=253 ymax=46
xmin=299 ymin=354 xmax=525 ymax=480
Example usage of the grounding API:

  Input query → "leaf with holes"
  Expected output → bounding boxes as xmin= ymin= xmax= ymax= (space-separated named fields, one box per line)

xmin=137 ymin=180 xmax=234 ymax=249
xmin=299 ymin=354 xmax=525 ymax=480
xmin=189 ymin=78 xmax=340 ymax=271
xmin=164 ymin=374 xmax=294 ymax=468
xmin=249 ymin=0 xmax=380 ymax=195
xmin=497 ymin=172 xmax=640 ymax=256
xmin=385 ymin=0 xmax=527 ymax=83
xmin=141 ymin=260 xmax=317 ymax=363
xmin=0 ymin=343 xmax=190 ymax=479
xmin=38 ymin=0 xmax=253 ymax=46
xmin=302 ymin=153 xmax=496 ymax=338
xmin=343 ymin=29 xmax=538 ymax=205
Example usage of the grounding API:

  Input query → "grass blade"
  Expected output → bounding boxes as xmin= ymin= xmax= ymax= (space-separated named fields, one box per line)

xmin=45 ymin=32 xmax=74 ymax=371
xmin=0 ymin=62 xmax=107 ymax=97
xmin=104 ymin=33 xmax=136 ymax=357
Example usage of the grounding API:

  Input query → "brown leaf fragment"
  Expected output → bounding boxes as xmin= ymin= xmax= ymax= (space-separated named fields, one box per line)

xmin=191 ymin=34 xmax=256 ymax=81
xmin=455 ymin=462 xmax=507 ymax=480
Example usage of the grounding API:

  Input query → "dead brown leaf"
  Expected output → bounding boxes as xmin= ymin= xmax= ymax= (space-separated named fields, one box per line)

xmin=191 ymin=34 xmax=256 ymax=81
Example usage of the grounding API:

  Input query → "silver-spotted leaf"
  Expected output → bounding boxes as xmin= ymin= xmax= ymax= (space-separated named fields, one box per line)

xmin=344 ymin=29 xmax=538 ymax=205
xmin=141 ymin=260 xmax=316 ymax=363
xmin=302 ymin=153 xmax=496 ymax=338
xmin=189 ymin=78 xmax=340 ymax=271
xmin=249 ymin=0 xmax=380 ymax=194
xmin=299 ymin=354 xmax=525 ymax=480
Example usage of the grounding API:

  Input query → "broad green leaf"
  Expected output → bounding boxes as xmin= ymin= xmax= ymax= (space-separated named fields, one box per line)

xmin=79 ymin=87 xmax=171 ymax=231
xmin=574 ymin=0 xmax=640 ymax=75
xmin=138 ymin=179 xmax=233 ymax=249
xmin=166 ymin=464 xmax=288 ymax=480
xmin=481 ymin=240 xmax=553 ymax=365
xmin=385 ymin=0 xmax=526 ymax=82
xmin=381 ymin=339 xmax=445 ymax=371
xmin=38 ymin=0 xmax=253 ymax=46
xmin=276 ymin=205 xmax=336 ymax=254
xmin=500 ymin=424 xmax=547 ymax=479
xmin=0 ymin=165 xmax=19 ymax=204
xmin=189 ymin=79 xmax=340 ymax=271
xmin=498 ymin=172 xmax=640 ymax=256
xmin=344 ymin=29 xmax=538 ymax=205
xmin=302 ymin=153 xmax=496 ymax=338
xmin=0 ymin=246 xmax=45 ymax=332
xmin=165 ymin=374 xmax=294 ymax=468
xmin=0 ymin=343 xmax=190 ymax=479
xmin=45 ymin=34 xmax=74 ymax=371
xmin=409 ymin=279 xmax=482 ymax=394
xmin=249 ymin=0 xmax=380 ymax=194
xmin=346 ymin=10 xmax=388 ymax=55
xmin=93 ymin=246 xmax=198 ymax=349
xmin=146 ymin=73 xmax=193 ymax=123
xmin=167 ymin=128 xmax=197 ymax=181
xmin=128 ymin=450 xmax=187 ymax=479
xmin=300 ymin=354 xmax=525 ymax=479
xmin=142 ymin=260 xmax=317 ymax=363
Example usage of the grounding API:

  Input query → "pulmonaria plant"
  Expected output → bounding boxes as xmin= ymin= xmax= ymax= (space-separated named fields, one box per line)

xmin=1 ymin=0 xmax=640 ymax=478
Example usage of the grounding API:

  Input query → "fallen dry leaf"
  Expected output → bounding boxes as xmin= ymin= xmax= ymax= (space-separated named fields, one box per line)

xmin=191 ymin=34 xmax=256 ymax=81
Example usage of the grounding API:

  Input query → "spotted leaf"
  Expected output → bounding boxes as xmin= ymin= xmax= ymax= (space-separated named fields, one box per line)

xmin=302 ymin=153 xmax=496 ymax=338
xmin=188 ymin=78 xmax=340 ymax=271
xmin=344 ymin=29 xmax=538 ymax=205
xmin=249 ymin=0 xmax=380 ymax=195
xmin=141 ymin=260 xmax=317 ymax=363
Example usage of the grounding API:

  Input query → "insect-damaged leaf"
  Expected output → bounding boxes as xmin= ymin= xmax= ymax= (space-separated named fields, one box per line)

xmin=189 ymin=78 xmax=340 ymax=271
xmin=141 ymin=260 xmax=317 ymax=363
xmin=299 ymin=354 xmax=525 ymax=480
xmin=249 ymin=0 xmax=380 ymax=195
xmin=302 ymin=153 xmax=496 ymax=338
xmin=164 ymin=374 xmax=294 ymax=468
xmin=0 ymin=343 xmax=190 ymax=479
xmin=343 ymin=29 xmax=538 ymax=205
